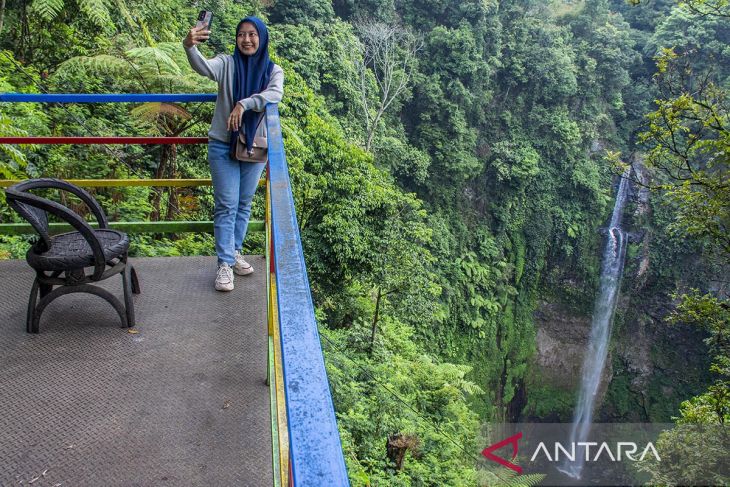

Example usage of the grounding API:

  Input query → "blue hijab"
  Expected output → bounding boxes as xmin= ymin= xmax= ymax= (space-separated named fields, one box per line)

xmin=230 ymin=16 xmax=274 ymax=156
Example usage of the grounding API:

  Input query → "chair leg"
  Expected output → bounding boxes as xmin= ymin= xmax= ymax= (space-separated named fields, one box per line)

xmin=34 ymin=284 xmax=129 ymax=331
xmin=39 ymin=282 xmax=53 ymax=299
xmin=130 ymin=265 xmax=141 ymax=294
xmin=122 ymin=259 xmax=136 ymax=328
xmin=39 ymin=271 xmax=61 ymax=299
xmin=26 ymin=277 xmax=40 ymax=333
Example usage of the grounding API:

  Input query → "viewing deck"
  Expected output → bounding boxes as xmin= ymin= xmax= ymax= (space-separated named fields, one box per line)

xmin=0 ymin=256 xmax=273 ymax=486
xmin=0 ymin=97 xmax=349 ymax=486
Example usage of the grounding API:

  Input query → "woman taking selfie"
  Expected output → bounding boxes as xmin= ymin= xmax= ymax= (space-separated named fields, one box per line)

xmin=183 ymin=16 xmax=284 ymax=291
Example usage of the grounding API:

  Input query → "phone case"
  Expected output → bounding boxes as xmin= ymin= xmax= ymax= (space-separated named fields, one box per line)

xmin=196 ymin=11 xmax=213 ymax=30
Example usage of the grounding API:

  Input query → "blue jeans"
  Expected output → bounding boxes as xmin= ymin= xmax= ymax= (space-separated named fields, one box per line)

xmin=208 ymin=140 xmax=266 ymax=265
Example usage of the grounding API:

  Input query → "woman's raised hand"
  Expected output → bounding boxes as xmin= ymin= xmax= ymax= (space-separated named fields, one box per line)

xmin=183 ymin=26 xmax=210 ymax=48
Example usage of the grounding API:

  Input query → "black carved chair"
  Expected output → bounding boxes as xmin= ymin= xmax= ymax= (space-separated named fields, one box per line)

xmin=4 ymin=178 xmax=140 ymax=333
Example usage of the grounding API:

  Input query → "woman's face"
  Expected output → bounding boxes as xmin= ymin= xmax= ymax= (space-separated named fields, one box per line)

xmin=236 ymin=22 xmax=260 ymax=56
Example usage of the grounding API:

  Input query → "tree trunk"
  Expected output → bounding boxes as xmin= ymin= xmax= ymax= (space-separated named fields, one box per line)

xmin=19 ymin=0 xmax=29 ymax=62
xmin=365 ymin=102 xmax=387 ymax=152
xmin=369 ymin=287 xmax=382 ymax=354
xmin=164 ymin=143 xmax=178 ymax=221
xmin=150 ymin=145 xmax=170 ymax=221
xmin=0 ymin=0 xmax=7 ymax=34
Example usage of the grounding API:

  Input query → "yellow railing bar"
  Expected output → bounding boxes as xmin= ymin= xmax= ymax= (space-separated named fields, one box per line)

xmin=0 ymin=179 xmax=265 ymax=188
xmin=0 ymin=179 xmax=212 ymax=188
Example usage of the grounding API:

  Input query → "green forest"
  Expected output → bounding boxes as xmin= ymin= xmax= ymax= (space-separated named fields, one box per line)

xmin=0 ymin=0 xmax=728 ymax=485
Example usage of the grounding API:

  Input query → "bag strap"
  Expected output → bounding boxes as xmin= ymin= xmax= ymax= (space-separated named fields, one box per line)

xmin=255 ymin=112 xmax=265 ymax=132
xmin=240 ymin=112 xmax=265 ymax=140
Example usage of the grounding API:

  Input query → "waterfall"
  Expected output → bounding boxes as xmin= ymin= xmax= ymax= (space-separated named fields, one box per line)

xmin=560 ymin=168 xmax=631 ymax=479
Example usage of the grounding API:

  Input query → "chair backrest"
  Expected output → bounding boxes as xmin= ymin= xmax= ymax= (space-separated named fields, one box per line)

xmin=5 ymin=187 xmax=53 ymax=251
xmin=4 ymin=178 xmax=111 ymax=279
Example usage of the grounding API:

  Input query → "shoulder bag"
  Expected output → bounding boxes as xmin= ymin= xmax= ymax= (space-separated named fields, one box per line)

xmin=234 ymin=113 xmax=267 ymax=163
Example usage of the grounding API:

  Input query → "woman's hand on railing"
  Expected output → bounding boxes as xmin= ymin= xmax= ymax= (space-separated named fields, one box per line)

xmin=228 ymin=104 xmax=245 ymax=132
xmin=183 ymin=26 xmax=210 ymax=48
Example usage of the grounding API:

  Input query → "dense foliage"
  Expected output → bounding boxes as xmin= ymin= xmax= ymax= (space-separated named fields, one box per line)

xmin=1 ymin=0 xmax=727 ymax=484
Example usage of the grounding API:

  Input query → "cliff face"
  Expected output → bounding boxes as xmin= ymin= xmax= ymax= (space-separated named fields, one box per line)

xmin=534 ymin=302 xmax=594 ymax=392
xmin=527 ymin=280 xmax=709 ymax=422
xmin=526 ymin=300 xmax=613 ymax=421
xmin=600 ymin=291 xmax=710 ymax=421
xmin=525 ymin=164 xmax=711 ymax=422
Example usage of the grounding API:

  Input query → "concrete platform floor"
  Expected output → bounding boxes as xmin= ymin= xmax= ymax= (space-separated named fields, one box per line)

xmin=0 ymin=256 xmax=272 ymax=487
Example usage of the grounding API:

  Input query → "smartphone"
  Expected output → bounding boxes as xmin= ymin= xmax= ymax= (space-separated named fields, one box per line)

xmin=196 ymin=10 xmax=213 ymax=41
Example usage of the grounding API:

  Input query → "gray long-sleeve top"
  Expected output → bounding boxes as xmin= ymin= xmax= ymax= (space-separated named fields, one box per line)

xmin=184 ymin=45 xmax=284 ymax=143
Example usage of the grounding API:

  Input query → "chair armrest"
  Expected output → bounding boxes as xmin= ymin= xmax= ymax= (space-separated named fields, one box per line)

xmin=5 ymin=188 xmax=107 ymax=280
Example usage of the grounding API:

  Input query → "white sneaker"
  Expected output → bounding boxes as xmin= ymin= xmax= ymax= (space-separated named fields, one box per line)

xmin=233 ymin=251 xmax=254 ymax=276
xmin=215 ymin=263 xmax=234 ymax=291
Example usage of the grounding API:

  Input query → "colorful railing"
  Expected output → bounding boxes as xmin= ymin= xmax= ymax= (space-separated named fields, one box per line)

xmin=265 ymin=104 xmax=349 ymax=485
xmin=0 ymin=93 xmax=349 ymax=486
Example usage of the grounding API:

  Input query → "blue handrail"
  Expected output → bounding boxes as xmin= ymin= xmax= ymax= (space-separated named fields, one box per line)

xmin=266 ymin=104 xmax=350 ymax=486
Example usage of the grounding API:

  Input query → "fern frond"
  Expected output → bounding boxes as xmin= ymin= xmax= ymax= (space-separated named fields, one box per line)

xmin=159 ymin=43 xmax=215 ymax=80
xmin=0 ymin=114 xmax=29 ymax=137
xmin=459 ymin=379 xmax=484 ymax=396
xmin=139 ymin=19 xmax=156 ymax=47
xmin=30 ymin=0 xmax=64 ymax=22
xmin=0 ymin=144 xmax=27 ymax=175
xmin=130 ymin=102 xmax=191 ymax=121
xmin=125 ymin=47 xmax=181 ymax=78
xmin=281 ymin=121 xmax=305 ymax=149
xmin=509 ymin=474 xmax=546 ymax=486
xmin=0 ymin=114 xmax=29 ymax=174
xmin=78 ymin=0 xmax=112 ymax=27
xmin=142 ymin=73 xmax=213 ymax=93
xmin=478 ymin=467 xmax=546 ymax=487
xmin=155 ymin=42 xmax=186 ymax=64
xmin=114 ymin=0 xmax=137 ymax=30
xmin=55 ymin=55 xmax=130 ymax=78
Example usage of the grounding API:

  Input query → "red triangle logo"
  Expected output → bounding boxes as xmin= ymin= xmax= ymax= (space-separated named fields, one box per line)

xmin=481 ymin=432 xmax=523 ymax=474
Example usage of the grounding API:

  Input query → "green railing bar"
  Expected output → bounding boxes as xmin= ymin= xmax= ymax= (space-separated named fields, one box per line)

xmin=0 ymin=179 xmax=265 ymax=188
xmin=0 ymin=220 xmax=264 ymax=235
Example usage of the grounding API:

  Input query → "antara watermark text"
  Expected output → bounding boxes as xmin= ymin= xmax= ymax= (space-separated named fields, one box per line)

xmin=479 ymin=423 xmax=727 ymax=486
xmin=529 ymin=441 xmax=660 ymax=462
